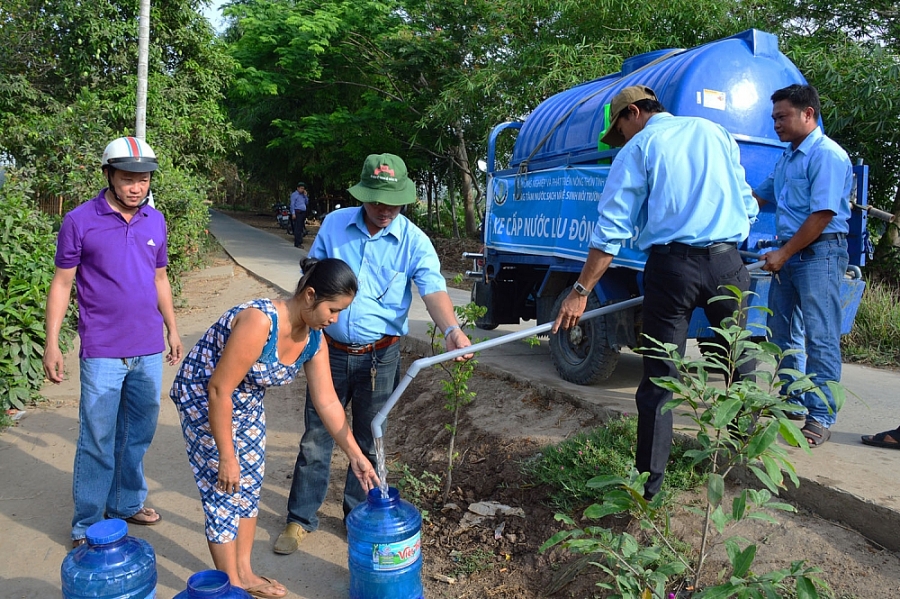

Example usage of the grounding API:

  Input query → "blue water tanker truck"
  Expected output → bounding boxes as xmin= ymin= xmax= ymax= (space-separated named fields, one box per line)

xmin=467 ymin=29 xmax=871 ymax=385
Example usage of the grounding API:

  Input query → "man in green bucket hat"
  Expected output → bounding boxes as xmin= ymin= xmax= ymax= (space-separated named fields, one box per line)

xmin=275 ymin=153 xmax=473 ymax=554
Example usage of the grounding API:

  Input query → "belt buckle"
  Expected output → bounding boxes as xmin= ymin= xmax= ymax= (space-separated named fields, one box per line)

xmin=346 ymin=343 xmax=368 ymax=355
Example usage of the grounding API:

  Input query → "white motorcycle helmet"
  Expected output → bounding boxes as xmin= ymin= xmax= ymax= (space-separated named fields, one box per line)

xmin=101 ymin=137 xmax=158 ymax=208
xmin=101 ymin=136 xmax=158 ymax=173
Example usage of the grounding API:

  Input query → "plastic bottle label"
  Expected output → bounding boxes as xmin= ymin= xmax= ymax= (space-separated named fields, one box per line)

xmin=371 ymin=532 xmax=421 ymax=571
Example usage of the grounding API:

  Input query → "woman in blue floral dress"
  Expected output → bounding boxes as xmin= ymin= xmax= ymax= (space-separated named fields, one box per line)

xmin=171 ymin=258 xmax=379 ymax=598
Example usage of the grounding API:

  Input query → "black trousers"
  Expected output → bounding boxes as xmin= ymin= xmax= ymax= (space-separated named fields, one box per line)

xmin=636 ymin=246 xmax=751 ymax=497
xmin=293 ymin=209 xmax=307 ymax=246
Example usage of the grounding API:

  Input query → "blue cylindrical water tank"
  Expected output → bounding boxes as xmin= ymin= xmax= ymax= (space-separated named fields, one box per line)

xmin=510 ymin=29 xmax=804 ymax=188
xmin=173 ymin=570 xmax=253 ymax=598
xmin=61 ymin=519 xmax=157 ymax=599
xmin=345 ymin=487 xmax=423 ymax=599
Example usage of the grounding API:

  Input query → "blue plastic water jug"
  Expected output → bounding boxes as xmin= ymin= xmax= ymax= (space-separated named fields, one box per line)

xmin=345 ymin=486 xmax=423 ymax=599
xmin=173 ymin=570 xmax=253 ymax=598
xmin=61 ymin=518 xmax=157 ymax=599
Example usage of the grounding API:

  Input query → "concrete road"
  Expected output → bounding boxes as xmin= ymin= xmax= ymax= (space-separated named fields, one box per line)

xmin=209 ymin=209 xmax=900 ymax=551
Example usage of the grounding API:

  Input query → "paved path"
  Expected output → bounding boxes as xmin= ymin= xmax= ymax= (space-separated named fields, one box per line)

xmin=208 ymin=210 xmax=900 ymax=551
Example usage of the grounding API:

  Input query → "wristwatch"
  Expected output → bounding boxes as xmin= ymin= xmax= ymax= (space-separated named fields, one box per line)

xmin=573 ymin=281 xmax=591 ymax=297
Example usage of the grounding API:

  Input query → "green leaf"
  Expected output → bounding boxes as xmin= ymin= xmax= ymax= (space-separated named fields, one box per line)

xmin=707 ymin=473 xmax=725 ymax=507
xmin=713 ymin=398 xmax=744 ymax=429
xmin=795 ymin=574 xmax=818 ymax=598
xmin=778 ymin=419 xmax=809 ymax=449
xmin=731 ymin=491 xmax=747 ymax=520
xmin=731 ymin=543 xmax=757 ymax=577
xmin=747 ymin=464 xmax=779 ymax=494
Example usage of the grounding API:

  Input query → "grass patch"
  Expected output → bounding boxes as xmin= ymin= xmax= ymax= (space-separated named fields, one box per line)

xmin=843 ymin=279 xmax=900 ymax=367
xmin=524 ymin=414 xmax=704 ymax=511
xmin=449 ymin=548 xmax=495 ymax=576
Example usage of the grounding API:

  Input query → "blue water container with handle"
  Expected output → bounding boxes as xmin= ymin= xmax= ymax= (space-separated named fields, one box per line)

xmin=173 ymin=570 xmax=252 ymax=598
xmin=61 ymin=518 xmax=157 ymax=599
xmin=345 ymin=486 xmax=423 ymax=599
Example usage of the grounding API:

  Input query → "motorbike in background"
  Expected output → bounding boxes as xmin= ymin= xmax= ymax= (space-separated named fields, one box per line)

xmin=274 ymin=203 xmax=293 ymax=235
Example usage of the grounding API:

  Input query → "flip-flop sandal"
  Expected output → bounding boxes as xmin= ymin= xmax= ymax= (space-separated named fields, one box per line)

xmin=801 ymin=421 xmax=831 ymax=448
xmin=124 ymin=507 xmax=162 ymax=526
xmin=245 ymin=576 xmax=286 ymax=599
xmin=861 ymin=428 xmax=900 ymax=449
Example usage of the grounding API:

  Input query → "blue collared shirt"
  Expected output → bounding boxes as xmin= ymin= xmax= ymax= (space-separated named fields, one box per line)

xmin=290 ymin=190 xmax=308 ymax=212
xmin=589 ymin=113 xmax=758 ymax=255
xmin=308 ymin=207 xmax=446 ymax=344
xmin=753 ymin=127 xmax=852 ymax=238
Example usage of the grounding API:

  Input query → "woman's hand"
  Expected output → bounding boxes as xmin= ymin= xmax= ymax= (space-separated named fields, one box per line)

xmin=350 ymin=455 xmax=381 ymax=492
xmin=216 ymin=455 xmax=241 ymax=493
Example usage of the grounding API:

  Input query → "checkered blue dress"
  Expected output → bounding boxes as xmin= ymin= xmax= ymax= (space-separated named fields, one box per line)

xmin=170 ymin=298 xmax=321 ymax=543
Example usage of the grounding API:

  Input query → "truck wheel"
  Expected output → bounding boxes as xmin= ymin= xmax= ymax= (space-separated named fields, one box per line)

xmin=471 ymin=282 xmax=498 ymax=330
xmin=550 ymin=288 xmax=619 ymax=385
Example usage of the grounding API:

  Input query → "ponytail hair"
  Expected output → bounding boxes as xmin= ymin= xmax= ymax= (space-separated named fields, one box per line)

xmin=295 ymin=257 xmax=358 ymax=304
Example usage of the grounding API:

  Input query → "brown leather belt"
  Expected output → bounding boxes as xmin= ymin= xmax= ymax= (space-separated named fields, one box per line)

xmin=325 ymin=334 xmax=400 ymax=355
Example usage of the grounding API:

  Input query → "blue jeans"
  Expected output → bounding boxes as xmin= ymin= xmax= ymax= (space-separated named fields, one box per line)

xmin=72 ymin=354 xmax=163 ymax=540
xmin=286 ymin=342 xmax=402 ymax=531
xmin=768 ymin=238 xmax=849 ymax=428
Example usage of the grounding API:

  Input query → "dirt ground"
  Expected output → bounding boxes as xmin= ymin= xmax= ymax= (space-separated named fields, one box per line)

xmin=2 ymin=212 xmax=900 ymax=598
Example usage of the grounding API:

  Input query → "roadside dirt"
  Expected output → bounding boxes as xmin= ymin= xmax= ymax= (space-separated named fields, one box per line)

xmin=2 ymin=213 xmax=899 ymax=598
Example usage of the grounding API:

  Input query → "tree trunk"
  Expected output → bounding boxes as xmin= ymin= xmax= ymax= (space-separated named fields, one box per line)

xmin=448 ymin=169 xmax=460 ymax=239
xmin=455 ymin=124 xmax=479 ymax=238
xmin=427 ymin=173 xmax=434 ymax=229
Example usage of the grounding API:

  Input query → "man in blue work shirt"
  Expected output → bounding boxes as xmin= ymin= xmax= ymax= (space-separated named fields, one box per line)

xmin=290 ymin=182 xmax=308 ymax=248
xmin=553 ymin=85 xmax=758 ymax=499
xmin=753 ymin=84 xmax=852 ymax=448
xmin=274 ymin=153 xmax=473 ymax=554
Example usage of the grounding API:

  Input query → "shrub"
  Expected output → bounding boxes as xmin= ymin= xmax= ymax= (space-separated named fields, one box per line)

xmin=151 ymin=162 xmax=212 ymax=294
xmin=0 ymin=168 xmax=75 ymax=418
xmin=541 ymin=288 xmax=832 ymax=598
xmin=842 ymin=279 xmax=900 ymax=367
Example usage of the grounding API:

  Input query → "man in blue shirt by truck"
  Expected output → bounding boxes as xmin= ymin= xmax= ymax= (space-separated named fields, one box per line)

xmin=753 ymin=84 xmax=852 ymax=448
xmin=552 ymin=85 xmax=759 ymax=499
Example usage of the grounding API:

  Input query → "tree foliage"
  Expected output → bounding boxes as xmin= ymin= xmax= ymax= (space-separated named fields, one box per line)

xmin=0 ymin=0 xmax=243 ymax=206
xmin=221 ymin=0 xmax=900 ymax=261
xmin=0 ymin=0 xmax=241 ymax=413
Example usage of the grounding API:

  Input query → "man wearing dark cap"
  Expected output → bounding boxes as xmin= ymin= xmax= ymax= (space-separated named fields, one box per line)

xmin=290 ymin=182 xmax=309 ymax=248
xmin=275 ymin=153 xmax=472 ymax=554
xmin=552 ymin=85 xmax=759 ymax=499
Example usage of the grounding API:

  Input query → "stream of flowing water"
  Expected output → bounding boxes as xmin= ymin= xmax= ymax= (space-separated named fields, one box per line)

xmin=374 ymin=436 xmax=389 ymax=498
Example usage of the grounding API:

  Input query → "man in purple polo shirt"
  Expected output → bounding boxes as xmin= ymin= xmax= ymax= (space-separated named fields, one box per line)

xmin=43 ymin=136 xmax=183 ymax=548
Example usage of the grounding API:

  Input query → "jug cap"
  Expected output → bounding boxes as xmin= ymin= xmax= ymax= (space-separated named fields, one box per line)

xmin=86 ymin=518 xmax=128 ymax=545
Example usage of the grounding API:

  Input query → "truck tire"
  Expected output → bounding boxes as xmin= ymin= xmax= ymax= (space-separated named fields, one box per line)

xmin=471 ymin=282 xmax=499 ymax=330
xmin=549 ymin=288 xmax=619 ymax=385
